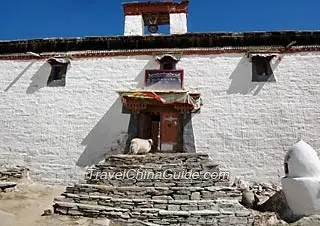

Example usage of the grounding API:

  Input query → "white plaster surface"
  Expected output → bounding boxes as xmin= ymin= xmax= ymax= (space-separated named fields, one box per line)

xmin=169 ymin=13 xmax=187 ymax=34
xmin=284 ymin=140 xmax=320 ymax=178
xmin=282 ymin=177 xmax=320 ymax=215
xmin=0 ymin=53 xmax=319 ymax=184
xmin=124 ymin=15 xmax=144 ymax=36
xmin=282 ymin=141 xmax=320 ymax=216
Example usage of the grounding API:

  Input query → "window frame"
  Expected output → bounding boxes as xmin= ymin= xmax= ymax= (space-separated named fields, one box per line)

xmin=47 ymin=58 xmax=70 ymax=87
xmin=251 ymin=54 xmax=276 ymax=82
xmin=158 ymin=55 xmax=178 ymax=70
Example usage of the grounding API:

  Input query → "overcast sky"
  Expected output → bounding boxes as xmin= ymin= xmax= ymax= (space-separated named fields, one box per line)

xmin=1 ymin=0 xmax=320 ymax=40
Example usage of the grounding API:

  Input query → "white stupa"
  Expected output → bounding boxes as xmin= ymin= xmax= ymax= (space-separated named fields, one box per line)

xmin=282 ymin=140 xmax=320 ymax=216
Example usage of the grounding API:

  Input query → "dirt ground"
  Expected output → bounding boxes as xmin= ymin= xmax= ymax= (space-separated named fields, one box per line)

xmin=0 ymin=181 xmax=114 ymax=226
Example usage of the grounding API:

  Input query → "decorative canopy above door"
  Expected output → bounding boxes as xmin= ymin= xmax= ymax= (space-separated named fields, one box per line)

xmin=118 ymin=90 xmax=202 ymax=113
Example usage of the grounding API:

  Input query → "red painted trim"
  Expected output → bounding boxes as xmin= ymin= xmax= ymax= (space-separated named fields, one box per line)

xmin=123 ymin=1 xmax=188 ymax=15
xmin=0 ymin=47 xmax=320 ymax=61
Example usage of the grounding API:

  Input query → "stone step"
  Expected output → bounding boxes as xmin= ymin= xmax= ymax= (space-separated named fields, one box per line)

xmin=86 ymin=179 xmax=229 ymax=187
xmin=86 ymin=165 xmax=229 ymax=186
xmin=65 ymin=184 xmax=241 ymax=200
xmin=53 ymin=201 xmax=128 ymax=216
xmin=85 ymin=153 xmax=230 ymax=187
xmin=88 ymin=162 xmax=220 ymax=183
xmin=53 ymin=153 xmax=248 ymax=225
xmin=0 ymin=166 xmax=28 ymax=181
xmin=103 ymin=153 xmax=211 ymax=166
xmin=0 ymin=181 xmax=17 ymax=192
xmin=55 ymin=194 xmax=244 ymax=212
xmin=53 ymin=200 xmax=254 ymax=226
xmin=93 ymin=162 xmax=219 ymax=171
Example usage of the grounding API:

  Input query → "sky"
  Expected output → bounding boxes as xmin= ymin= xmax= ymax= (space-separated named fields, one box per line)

xmin=1 ymin=0 xmax=320 ymax=40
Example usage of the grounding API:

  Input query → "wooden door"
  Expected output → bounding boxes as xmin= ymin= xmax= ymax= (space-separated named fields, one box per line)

xmin=160 ymin=112 xmax=181 ymax=152
xmin=139 ymin=113 xmax=160 ymax=152
xmin=151 ymin=121 xmax=159 ymax=151
xmin=139 ymin=113 xmax=152 ymax=139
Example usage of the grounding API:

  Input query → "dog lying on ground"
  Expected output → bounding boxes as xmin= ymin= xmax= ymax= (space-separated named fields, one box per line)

xmin=129 ymin=138 xmax=153 ymax=155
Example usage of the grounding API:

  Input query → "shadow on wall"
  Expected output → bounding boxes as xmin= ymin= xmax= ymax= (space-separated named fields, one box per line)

xmin=4 ymin=61 xmax=35 ymax=92
xmin=26 ymin=62 xmax=51 ymax=94
xmin=183 ymin=113 xmax=196 ymax=153
xmin=26 ymin=62 xmax=71 ymax=94
xmin=76 ymin=98 xmax=131 ymax=167
xmin=77 ymin=57 xmax=158 ymax=167
xmin=227 ymin=57 xmax=264 ymax=95
xmin=134 ymin=58 xmax=159 ymax=88
xmin=227 ymin=56 xmax=281 ymax=95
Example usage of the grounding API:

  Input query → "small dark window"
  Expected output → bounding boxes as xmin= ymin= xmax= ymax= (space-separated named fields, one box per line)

xmin=284 ymin=163 xmax=289 ymax=175
xmin=47 ymin=58 xmax=70 ymax=87
xmin=159 ymin=55 xmax=178 ymax=70
xmin=252 ymin=55 xmax=275 ymax=82
xmin=162 ymin=62 xmax=175 ymax=70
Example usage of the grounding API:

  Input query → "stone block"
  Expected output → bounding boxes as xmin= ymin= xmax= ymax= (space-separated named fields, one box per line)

xmin=190 ymin=192 xmax=201 ymax=200
xmin=167 ymin=205 xmax=180 ymax=211
xmin=158 ymin=210 xmax=190 ymax=216
xmin=154 ymin=204 xmax=167 ymax=209
xmin=180 ymin=205 xmax=198 ymax=211
xmin=173 ymin=195 xmax=189 ymax=200
xmin=229 ymin=216 xmax=248 ymax=224
xmin=190 ymin=210 xmax=220 ymax=216
xmin=235 ymin=211 xmax=252 ymax=217
xmin=152 ymin=196 xmax=173 ymax=200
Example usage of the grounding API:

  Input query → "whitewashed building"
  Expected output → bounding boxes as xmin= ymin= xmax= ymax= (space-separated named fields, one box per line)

xmin=0 ymin=1 xmax=319 ymax=184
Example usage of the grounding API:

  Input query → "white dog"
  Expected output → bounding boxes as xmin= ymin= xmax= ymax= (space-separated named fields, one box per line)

xmin=129 ymin=138 xmax=153 ymax=155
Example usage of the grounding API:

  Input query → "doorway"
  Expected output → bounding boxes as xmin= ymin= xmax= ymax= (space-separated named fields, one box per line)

xmin=138 ymin=111 xmax=182 ymax=152
xmin=160 ymin=112 xmax=181 ymax=152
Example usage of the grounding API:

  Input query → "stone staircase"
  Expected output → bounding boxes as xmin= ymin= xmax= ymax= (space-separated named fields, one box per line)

xmin=0 ymin=166 xmax=28 ymax=181
xmin=54 ymin=153 xmax=255 ymax=226
xmin=0 ymin=166 xmax=28 ymax=192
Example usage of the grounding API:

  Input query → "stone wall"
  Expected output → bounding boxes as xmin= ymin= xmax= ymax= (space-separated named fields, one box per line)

xmin=85 ymin=153 xmax=229 ymax=187
xmin=0 ymin=166 xmax=28 ymax=181
xmin=64 ymin=184 xmax=241 ymax=201
xmin=54 ymin=199 xmax=254 ymax=226
xmin=54 ymin=153 xmax=257 ymax=225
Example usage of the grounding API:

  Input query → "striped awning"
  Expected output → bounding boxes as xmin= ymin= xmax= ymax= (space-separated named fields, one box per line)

xmin=118 ymin=91 xmax=202 ymax=112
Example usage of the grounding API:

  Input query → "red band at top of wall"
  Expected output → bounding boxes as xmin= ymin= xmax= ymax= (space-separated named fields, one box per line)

xmin=123 ymin=1 xmax=189 ymax=16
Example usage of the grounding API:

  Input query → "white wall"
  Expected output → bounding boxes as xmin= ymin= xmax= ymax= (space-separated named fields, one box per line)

xmin=170 ymin=13 xmax=187 ymax=34
xmin=0 ymin=53 xmax=319 ymax=184
xmin=124 ymin=15 xmax=144 ymax=36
